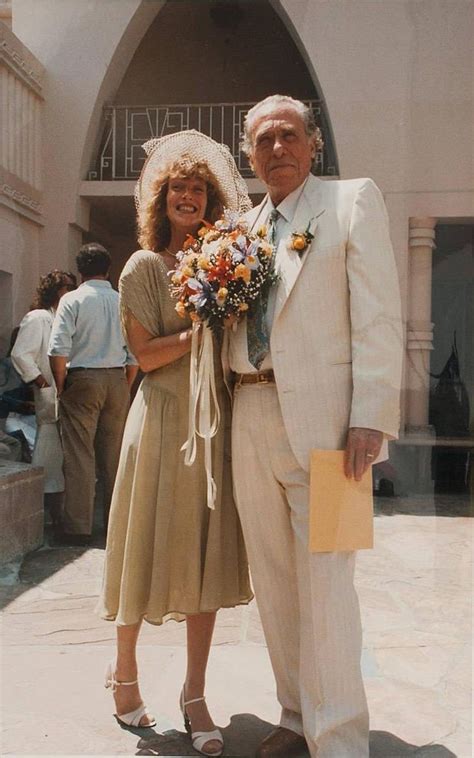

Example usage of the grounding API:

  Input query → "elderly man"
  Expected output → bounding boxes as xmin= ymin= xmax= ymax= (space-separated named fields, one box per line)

xmin=49 ymin=243 xmax=138 ymax=544
xmin=226 ymin=95 xmax=402 ymax=757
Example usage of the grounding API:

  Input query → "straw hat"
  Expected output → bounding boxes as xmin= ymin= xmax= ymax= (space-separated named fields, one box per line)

xmin=134 ymin=129 xmax=252 ymax=214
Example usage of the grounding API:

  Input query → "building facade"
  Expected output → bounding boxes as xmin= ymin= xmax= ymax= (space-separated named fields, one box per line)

xmin=1 ymin=0 xmax=473 ymax=493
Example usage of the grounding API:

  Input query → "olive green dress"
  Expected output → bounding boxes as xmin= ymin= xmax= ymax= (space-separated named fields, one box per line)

xmin=98 ymin=250 xmax=252 ymax=625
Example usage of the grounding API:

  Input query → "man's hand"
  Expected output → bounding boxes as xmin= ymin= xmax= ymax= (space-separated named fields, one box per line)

xmin=125 ymin=364 xmax=139 ymax=389
xmin=49 ymin=355 xmax=68 ymax=395
xmin=344 ymin=427 xmax=383 ymax=481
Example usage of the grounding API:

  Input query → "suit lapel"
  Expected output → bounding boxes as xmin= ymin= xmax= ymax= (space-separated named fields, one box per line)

xmin=246 ymin=200 xmax=268 ymax=233
xmin=273 ymin=176 xmax=326 ymax=323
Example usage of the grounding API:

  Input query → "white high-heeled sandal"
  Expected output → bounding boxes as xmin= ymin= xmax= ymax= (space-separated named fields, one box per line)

xmin=105 ymin=662 xmax=156 ymax=728
xmin=180 ymin=688 xmax=223 ymax=757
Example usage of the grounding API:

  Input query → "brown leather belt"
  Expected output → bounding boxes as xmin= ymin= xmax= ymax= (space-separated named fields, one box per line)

xmin=68 ymin=367 xmax=124 ymax=373
xmin=236 ymin=369 xmax=275 ymax=385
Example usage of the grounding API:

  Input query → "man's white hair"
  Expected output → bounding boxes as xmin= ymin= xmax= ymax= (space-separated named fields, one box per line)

xmin=240 ymin=94 xmax=323 ymax=157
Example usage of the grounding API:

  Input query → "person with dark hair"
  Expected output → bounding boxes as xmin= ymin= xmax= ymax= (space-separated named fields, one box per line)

xmin=76 ymin=242 xmax=111 ymax=278
xmin=10 ymin=270 xmax=77 ymax=527
xmin=48 ymin=243 xmax=138 ymax=545
xmin=30 ymin=269 xmax=78 ymax=311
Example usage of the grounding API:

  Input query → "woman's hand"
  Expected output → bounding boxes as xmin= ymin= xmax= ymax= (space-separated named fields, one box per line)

xmin=126 ymin=312 xmax=197 ymax=373
xmin=223 ymin=314 xmax=238 ymax=328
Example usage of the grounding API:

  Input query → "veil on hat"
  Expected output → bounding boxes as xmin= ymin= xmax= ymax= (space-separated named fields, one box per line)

xmin=134 ymin=129 xmax=252 ymax=214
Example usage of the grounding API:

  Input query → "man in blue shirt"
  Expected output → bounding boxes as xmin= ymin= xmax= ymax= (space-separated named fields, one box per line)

xmin=49 ymin=243 xmax=138 ymax=544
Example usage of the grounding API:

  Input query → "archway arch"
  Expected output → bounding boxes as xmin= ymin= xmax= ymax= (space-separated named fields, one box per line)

xmin=80 ymin=0 xmax=339 ymax=280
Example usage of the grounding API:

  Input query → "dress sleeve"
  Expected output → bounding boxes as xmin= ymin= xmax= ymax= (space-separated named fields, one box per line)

xmin=10 ymin=311 xmax=45 ymax=383
xmin=119 ymin=251 xmax=164 ymax=340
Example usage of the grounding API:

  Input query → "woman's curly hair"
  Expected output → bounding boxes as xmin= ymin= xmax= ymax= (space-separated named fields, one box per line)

xmin=138 ymin=161 xmax=225 ymax=252
xmin=31 ymin=270 xmax=77 ymax=310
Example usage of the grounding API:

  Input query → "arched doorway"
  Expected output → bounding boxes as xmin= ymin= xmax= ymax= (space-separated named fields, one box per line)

xmin=82 ymin=0 xmax=338 ymax=283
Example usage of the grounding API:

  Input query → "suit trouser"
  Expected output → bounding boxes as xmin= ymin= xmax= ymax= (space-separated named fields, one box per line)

xmin=59 ymin=368 xmax=129 ymax=535
xmin=232 ymin=383 xmax=369 ymax=758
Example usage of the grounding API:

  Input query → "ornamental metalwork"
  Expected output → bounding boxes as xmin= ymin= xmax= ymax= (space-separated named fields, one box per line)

xmin=88 ymin=101 xmax=338 ymax=181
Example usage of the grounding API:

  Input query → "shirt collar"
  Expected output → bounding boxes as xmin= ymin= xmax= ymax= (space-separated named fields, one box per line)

xmin=266 ymin=177 xmax=309 ymax=224
xmin=79 ymin=279 xmax=112 ymax=289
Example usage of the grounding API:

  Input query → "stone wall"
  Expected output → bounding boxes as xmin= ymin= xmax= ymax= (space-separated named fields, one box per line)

xmin=0 ymin=460 xmax=44 ymax=564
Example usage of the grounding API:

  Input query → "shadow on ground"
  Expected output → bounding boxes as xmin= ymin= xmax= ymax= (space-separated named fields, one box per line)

xmin=106 ymin=718 xmax=457 ymax=757
xmin=126 ymin=713 xmax=275 ymax=756
xmin=370 ymin=730 xmax=457 ymax=757
xmin=0 ymin=521 xmax=105 ymax=610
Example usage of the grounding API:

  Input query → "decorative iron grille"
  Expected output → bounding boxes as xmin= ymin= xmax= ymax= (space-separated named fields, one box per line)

xmin=88 ymin=101 xmax=337 ymax=181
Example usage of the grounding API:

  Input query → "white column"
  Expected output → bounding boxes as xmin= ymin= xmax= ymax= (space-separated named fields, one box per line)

xmin=405 ymin=217 xmax=437 ymax=436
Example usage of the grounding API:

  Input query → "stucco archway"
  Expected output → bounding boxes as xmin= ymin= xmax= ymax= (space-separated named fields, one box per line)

xmin=80 ymin=0 xmax=339 ymax=281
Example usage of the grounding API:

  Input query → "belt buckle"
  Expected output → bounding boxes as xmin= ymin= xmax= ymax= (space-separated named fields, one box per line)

xmin=257 ymin=372 xmax=269 ymax=384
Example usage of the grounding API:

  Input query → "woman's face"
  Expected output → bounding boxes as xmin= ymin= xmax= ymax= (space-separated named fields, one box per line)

xmin=166 ymin=175 xmax=208 ymax=234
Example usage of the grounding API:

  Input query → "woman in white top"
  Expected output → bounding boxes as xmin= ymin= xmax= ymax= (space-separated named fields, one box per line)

xmin=11 ymin=270 xmax=76 ymax=528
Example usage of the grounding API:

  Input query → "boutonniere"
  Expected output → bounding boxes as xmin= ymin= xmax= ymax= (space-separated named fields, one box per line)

xmin=287 ymin=219 xmax=315 ymax=256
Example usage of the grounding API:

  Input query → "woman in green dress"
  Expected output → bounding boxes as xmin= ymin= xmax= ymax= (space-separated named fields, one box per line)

xmin=98 ymin=131 xmax=253 ymax=756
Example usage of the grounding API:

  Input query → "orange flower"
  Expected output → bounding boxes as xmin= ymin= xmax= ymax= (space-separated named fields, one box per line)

xmin=217 ymin=287 xmax=228 ymax=305
xmin=292 ymin=234 xmax=306 ymax=251
xmin=208 ymin=255 xmax=233 ymax=286
xmin=198 ymin=223 xmax=213 ymax=237
xmin=183 ymin=235 xmax=196 ymax=250
xmin=234 ymin=264 xmax=251 ymax=283
xmin=259 ymin=241 xmax=273 ymax=257
xmin=175 ymin=301 xmax=186 ymax=318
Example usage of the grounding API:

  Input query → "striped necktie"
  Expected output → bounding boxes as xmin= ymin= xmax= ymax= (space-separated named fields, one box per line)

xmin=247 ymin=209 xmax=279 ymax=369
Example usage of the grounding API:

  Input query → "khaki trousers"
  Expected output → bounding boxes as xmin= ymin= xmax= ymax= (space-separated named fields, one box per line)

xmin=59 ymin=368 xmax=129 ymax=535
xmin=232 ymin=384 xmax=369 ymax=758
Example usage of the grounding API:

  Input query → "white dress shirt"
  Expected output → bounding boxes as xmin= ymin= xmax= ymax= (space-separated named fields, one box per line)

xmin=48 ymin=280 xmax=136 ymax=368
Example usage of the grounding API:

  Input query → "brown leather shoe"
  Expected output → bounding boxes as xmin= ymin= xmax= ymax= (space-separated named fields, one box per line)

xmin=256 ymin=726 xmax=308 ymax=757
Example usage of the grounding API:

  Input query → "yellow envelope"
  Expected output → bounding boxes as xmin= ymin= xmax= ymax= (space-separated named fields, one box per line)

xmin=309 ymin=449 xmax=373 ymax=552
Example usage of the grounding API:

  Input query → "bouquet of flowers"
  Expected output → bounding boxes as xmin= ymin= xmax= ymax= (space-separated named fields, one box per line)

xmin=170 ymin=210 xmax=278 ymax=335
xmin=169 ymin=210 xmax=277 ymax=511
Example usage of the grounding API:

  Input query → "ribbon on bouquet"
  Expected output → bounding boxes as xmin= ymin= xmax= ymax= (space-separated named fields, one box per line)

xmin=181 ymin=322 xmax=221 ymax=509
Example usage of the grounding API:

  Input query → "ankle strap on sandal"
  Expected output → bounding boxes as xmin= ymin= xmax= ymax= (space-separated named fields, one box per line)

xmin=183 ymin=695 xmax=206 ymax=706
xmin=106 ymin=674 xmax=138 ymax=692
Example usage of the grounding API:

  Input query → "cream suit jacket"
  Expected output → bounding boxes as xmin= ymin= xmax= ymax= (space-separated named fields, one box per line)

xmin=224 ymin=173 xmax=403 ymax=471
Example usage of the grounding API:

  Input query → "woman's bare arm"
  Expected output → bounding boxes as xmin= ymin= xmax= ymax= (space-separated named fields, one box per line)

xmin=125 ymin=311 xmax=195 ymax=373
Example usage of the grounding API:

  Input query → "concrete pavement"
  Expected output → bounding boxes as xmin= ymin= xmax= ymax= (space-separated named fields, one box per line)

xmin=0 ymin=494 xmax=471 ymax=757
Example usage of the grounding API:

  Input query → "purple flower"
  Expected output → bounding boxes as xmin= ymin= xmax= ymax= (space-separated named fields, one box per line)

xmin=188 ymin=278 xmax=213 ymax=309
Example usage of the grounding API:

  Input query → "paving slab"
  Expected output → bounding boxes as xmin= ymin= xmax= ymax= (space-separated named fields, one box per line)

xmin=0 ymin=495 xmax=471 ymax=757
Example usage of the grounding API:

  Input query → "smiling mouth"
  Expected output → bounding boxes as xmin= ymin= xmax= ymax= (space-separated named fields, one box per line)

xmin=177 ymin=203 xmax=198 ymax=213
